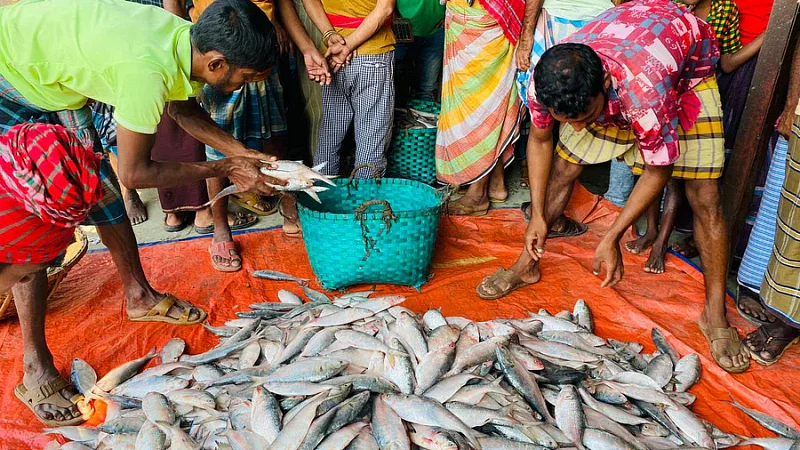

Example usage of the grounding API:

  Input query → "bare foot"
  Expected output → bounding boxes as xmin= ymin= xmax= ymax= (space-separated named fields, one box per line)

xmin=124 ymin=190 xmax=148 ymax=226
xmin=698 ymin=310 xmax=750 ymax=372
xmin=488 ymin=178 xmax=508 ymax=202
xmin=625 ymin=232 xmax=657 ymax=255
xmin=738 ymin=290 xmax=776 ymax=323
xmin=671 ymin=235 xmax=699 ymax=258
xmin=22 ymin=357 xmax=82 ymax=423
xmin=126 ymin=291 xmax=204 ymax=323
xmin=165 ymin=213 xmax=184 ymax=228
xmin=447 ymin=195 xmax=489 ymax=216
xmin=280 ymin=195 xmax=301 ymax=237
xmin=643 ymin=244 xmax=667 ymax=274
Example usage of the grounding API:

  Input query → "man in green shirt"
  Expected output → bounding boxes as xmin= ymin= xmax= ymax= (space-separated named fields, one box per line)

xmin=0 ymin=0 xmax=284 ymax=425
xmin=395 ymin=0 xmax=445 ymax=102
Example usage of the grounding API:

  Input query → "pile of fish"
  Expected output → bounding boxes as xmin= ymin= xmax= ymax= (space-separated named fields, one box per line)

xmin=46 ymin=280 xmax=800 ymax=450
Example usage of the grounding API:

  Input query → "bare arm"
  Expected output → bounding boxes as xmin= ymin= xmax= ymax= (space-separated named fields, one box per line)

xmin=337 ymin=0 xmax=394 ymax=52
xmin=276 ymin=0 xmax=332 ymax=84
xmin=777 ymin=36 xmax=800 ymax=138
xmin=516 ymin=0 xmax=545 ymax=71
xmin=593 ymin=163 xmax=672 ymax=286
xmin=115 ymin=126 xmax=225 ymax=189
xmin=523 ymin=123 xmax=555 ymax=260
xmin=168 ymin=99 xmax=258 ymax=159
xmin=301 ymin=0 xmax=336 ymax=41
xmin=720 ymin=33 xmax=764 ymax=74
xmin=276 ymin=0 xmax=317 ymax=54
xmin=162 ymin=0 xmax=187 ymax=18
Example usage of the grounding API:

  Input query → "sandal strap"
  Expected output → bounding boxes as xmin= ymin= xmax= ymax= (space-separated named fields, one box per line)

xmin=210 ymin=241 xmax=237 ymax=254
xmin=28 ymin=377 xmax=70 ymax=404
xmin=485 ymin=269 xmax=522 ymax=290
xmin=707 ymin=327 xmax=741 ymax=344
xmin=146 ymin=295 xmax=177 ymax=318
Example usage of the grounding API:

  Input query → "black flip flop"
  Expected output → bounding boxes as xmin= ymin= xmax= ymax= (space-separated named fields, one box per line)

xmin=520 ymin=202 xmax=589 ymax=238
xmin=164 ymin=214 xmax=189 ymax=233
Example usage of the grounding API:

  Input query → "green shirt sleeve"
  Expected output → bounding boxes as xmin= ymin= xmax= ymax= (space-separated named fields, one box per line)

xmin=110 ymin=63 xmax=169 ymax=135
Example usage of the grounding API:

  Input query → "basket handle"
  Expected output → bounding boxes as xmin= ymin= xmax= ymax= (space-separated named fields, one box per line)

xmin=354 ymin=200 xmax=398 ymax=261
xmin=347 ymin=164 xmax=382 ymax=186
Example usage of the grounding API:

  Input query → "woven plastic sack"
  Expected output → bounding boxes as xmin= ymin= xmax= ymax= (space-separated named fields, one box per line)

xmin=297 ymin=165 xmax=444 ymax=290
xmin=387 ymin=99 xmax=440 ymax=184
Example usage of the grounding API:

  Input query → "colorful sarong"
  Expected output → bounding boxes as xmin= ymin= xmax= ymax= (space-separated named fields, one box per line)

xmin=760 ymin=116 xmax=800 ymax=326
xmin=201 ymin=71 xmax=287 ymax=161
xmin=556 ymin=77 xmax=725 ymax=180
xmin=515 ymin=10 xmax=595 ymax=108
xmin=436 ymin=0 xmax=522 ymax=186
xmin=738 ymin=135 xmax=789 ymax=292
xmin=480 ymin=0 xmax=525 ymax=45
xmin=0 ymin=74 xmax=125 ymax=226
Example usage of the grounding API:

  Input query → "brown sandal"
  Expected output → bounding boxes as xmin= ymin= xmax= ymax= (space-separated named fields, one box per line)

xmin=698 ymin=321 xmax=750 ymax=373
xmin=14 ymin=377 xmax=88 ymax=427
xmin=128 ymin=294 xmax=207 ymax=325
xmin=477 ymin=268 xmax=534 ymax=300
xmin=232 ymin=193 xmax=279 ymax=216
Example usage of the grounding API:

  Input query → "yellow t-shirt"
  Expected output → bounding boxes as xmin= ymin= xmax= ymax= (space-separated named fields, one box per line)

xmin=0 ymin=0 xmax=203 ymax=134
xmin=322 ymin=0 xmax=395 ymax=55
xmin=191 ymin=0 xmax=276 ymax=23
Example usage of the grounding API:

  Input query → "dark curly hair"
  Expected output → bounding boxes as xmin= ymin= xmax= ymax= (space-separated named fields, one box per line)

xmin=191 ymin=0 xmax=277 ymax=73
xmin=534 ymin=43 xmax=605 ymax=119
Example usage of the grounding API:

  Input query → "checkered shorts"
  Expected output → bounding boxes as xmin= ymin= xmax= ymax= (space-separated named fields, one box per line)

xmin=0 ymin=74 xmax=127 ymax=226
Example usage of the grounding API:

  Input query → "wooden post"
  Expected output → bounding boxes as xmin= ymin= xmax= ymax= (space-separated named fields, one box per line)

xmin=722 ymin=0 xmax=800 ymax=259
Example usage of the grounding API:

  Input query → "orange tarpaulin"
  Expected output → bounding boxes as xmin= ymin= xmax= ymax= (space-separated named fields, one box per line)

xmin=0 ymin=185 xmax=797 ymax=448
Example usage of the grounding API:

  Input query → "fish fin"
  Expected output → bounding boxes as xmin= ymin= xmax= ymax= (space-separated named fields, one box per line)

xmin=309 ymin=186 xmax=329 ymax=193
xmin=303 ymin=189 xmax=322 ymax=204
xmin=311 ymin=162 xmax=327 ymax=171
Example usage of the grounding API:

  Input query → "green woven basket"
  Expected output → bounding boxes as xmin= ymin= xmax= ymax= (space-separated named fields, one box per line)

xmin=297 ymin=165 xmax=444 ymax=290
xmin=387 ymin=99 xmax=440 ymax=185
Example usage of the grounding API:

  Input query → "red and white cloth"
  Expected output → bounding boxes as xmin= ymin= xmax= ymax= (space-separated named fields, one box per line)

xmin=0 ymin=123 xmax=103 ymax=264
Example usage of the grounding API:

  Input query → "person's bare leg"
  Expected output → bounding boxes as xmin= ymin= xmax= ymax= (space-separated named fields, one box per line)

xmin=207 ymin=177 xmax=240 ymax=270
xmin=96 ymin=221 xmax=202 ymax=321
xmin=479 ymin=157 xmax=584 ymax=296
xmin=109 ymin=153 xmax=147 ymax=226
xmin=738 ymin=286 xmax=776 ymax=323
xmin=644 ymin=179 xmax=684 ymax=274
xmin=625 ymin=200 xmax=659 ymax=255
xmin=194 ymin=207 xmax=213 ymax=230
xmin=13 ymin=271 xmax=81 ymax=422
xmin=685 ymin=179 xmax=749 ymax=371
xmin=488 ymin=159 xmax=508 ymax=202
xmin=453 ymin=176 xmax=491 ymax=210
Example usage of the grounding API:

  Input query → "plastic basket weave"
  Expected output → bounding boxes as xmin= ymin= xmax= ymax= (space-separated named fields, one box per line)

xmin=298 ymin=165 xmax=444 ymax=290
xmin=387 ymin=99 xmax=440 ymax=185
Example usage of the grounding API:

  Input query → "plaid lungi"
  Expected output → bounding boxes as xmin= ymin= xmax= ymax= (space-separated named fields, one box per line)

xmin=760 ymin=116 xmax=800 ymax=326
xmin=0 ymin=74 xmax=126 ymax=226
xmin=556 ymin=77 xmax=725 ymax=180
xmin=201 ymin=71 xmax=288 ymax=161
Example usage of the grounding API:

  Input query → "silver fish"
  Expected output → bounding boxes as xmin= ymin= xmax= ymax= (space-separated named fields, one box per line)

xmin=674 ymin=354 xmax=701 ymax=393
xmin=415 ymin=342 xmax=456 ymax=394
xmin=384 ymin=338 xmax=416 ymax=394
xmin=408 ymin=424 xmax=459 ymax=450
xmin=70 ymin=358 xmax=98 ymax=399
xmin=301 ymin=327 xmax=342 ymax=357
xmin=278 ymin=289 xmax=305 ymax=305
xmin=142 ymin=392 xmax=175 ymax=425
xmin=422 ymin=309 xmax=448 ymax=332
xmin=98 ymin=416 xmax=145 ymax=434
xmin=381 ymin=394 xmax=481 ymax=450
xmin=394 ymin=311 xmax=428 ymax=362
xmin=372 ymin=394 xmax=412 ymax=450
xmin=555 ymin=385 xmax=586 ymax=450
xmin=644 ymin=353 xmax=674 ymax=388
xmin=111 ymin=375 xmax=190 ymax=398
xmin=448 ymin=336 xmax=509 ymax=375
xmin=664 ymin=402 xmax=715 ymax=448
xmin=251 ymin=386 xmax=282 ymax=445
xmin=651 ymin=328 xmax=680 ymax=366
xmin=728 ymin=398 xmax=800 ymax=439
xmin=582 ymin=428 xmax=640 ymax=450
xmin=495 ymin=345 xmax=554 ymax=423
xmin=318 ymin=422 xmax=369 ymax=450
xmin=135 ymin=420 xmax=167 ymax=450
xmin=95 ymin=347 xmax=158 ymax=392
xmin=251 ymin=270 xmax=310 ymax=283
xmin=573 ymin=299 xmax=594 ymax=333
xmin=160 ymin=338 xmax=186 ymax=364
xmin=423 ymin=373 xmax=481 ymax=403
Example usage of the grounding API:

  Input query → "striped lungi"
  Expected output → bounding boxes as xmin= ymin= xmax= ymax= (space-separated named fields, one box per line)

xmin=435 ymin=0 xmax=522 ymax=186
xmin=515 ymin=10 xmax=595 ymax=108
xmin=0 ymin=74 xmax=126 ymax=226
xmin=556 ymin=77 xmax=725 ymax=180
xmin=738 ymin=135 xmax=789 ymax=292
xmin=201 ymin=71 xmax=288 ymax=161
xmin=760 ymin=116 xmax=800 ymax=326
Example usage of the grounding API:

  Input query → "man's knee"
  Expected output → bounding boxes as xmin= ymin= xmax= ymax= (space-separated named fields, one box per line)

xmin=685 ymin=179 xmax=723 ymax=217
xmin=552 ymin=156 xmax=583 ymax=184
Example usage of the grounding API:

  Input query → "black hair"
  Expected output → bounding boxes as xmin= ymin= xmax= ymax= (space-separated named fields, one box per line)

xmin=533 ymin=43 xmax=605 ymax=119
xmin=191 ymin=0 xmax=277 ymax=72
